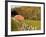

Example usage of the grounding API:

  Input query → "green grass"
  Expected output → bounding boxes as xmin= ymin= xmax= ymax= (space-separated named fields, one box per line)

xmin=24 ymin=19 xmax=41 ymax=30
xmin=11 ymin=19 xmax=41 ymax=31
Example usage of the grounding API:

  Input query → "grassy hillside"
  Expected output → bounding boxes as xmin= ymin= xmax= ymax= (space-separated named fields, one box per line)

xmin=11 ymin=19 xmax=41 ymax=31
xmin=11 ymin=6 xmax=41 ymax=31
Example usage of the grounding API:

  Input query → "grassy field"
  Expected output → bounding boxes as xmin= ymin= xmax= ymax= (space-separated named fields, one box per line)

xmin=24 ymin=19 xmax=41 ymax=30
xmin=11 ymin=19 xmax=41 ymax=31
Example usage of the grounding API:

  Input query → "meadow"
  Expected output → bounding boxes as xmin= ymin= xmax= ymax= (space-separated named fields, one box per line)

xmin=11 ymin=19 xmax=41 ymax=31
xmin=11 ymin=6 xmax=41 ymax=31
